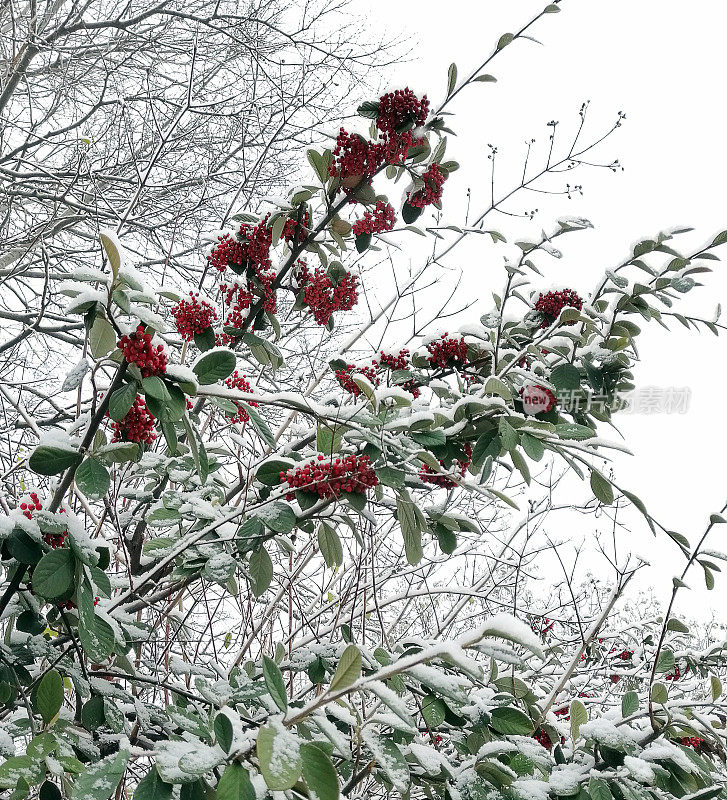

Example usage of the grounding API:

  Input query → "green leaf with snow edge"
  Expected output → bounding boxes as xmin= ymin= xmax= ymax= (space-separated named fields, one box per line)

xmin=301 ymin=743 xmax=339 ymax=800
xmin=257 ymin=723 xmax=302 ymax=790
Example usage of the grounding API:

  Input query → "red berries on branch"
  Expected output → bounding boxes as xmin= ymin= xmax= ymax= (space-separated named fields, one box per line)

xmin=282 ymin=210 xmax=311 ymax=245
xmin=210 ymin=218 xmax=277 ymax=318
xmin=376 ymin=89 xmax=430 ymax=137
xmin=352 ymin=201 xmax=396 ymax=236
xmin=20 ymin=492 xmax=42 ymax=520
xmin=118 ymin=325 xmax=168 ymax=377
xmin=534 ymin=289 xmax=583 ymax=328
xmin=378 ymin=349 xmax=411 ymax=371
xmin=223 ymin=371 xmax=256 ymax=424
xmin=282 ymin=454 xmax=378 ymax=500
xmin=335 ymin=364 xmax=380 ymax=396
xmin=419 ymin=443 xmax=472 ymax=488
xmin=330 ymin=130 xmax=389 ymax=185
xmin=209 ymin=220 xmax=273 ymax=275
xmin=171 ymin=293 xmax=218 ymax=341
xmin=682 ymin=737 xmax=704 ymax=749
xmin=298 ymin=265 xmax=359 ymax=326
xmin=408 ymin=163 xmax=446 ymax=209
xmin=426 ymin=334 xmax=468 ymax=370
xmin=109 ymin=395 xmax=156 ymax=444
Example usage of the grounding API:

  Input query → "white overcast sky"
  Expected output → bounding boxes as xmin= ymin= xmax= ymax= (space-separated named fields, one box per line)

xmin=356 ymin=0 xmax=727 ymax=617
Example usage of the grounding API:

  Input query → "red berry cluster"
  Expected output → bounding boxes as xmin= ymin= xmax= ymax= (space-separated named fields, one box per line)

xmin=19 ymin=492 xmax=42 ymax=520
xmin=209 ymin=220 xmax=272 ymax=274
xmin=682 ymin=737 xmax=704 ymax=749
xmin=378 ymin=349 xmax=411 ymax=371
xmin=118 ymin=325 xmax=168 ymax=378
xmin=533 ymin=729 xmax=564 ymax=750
xmin=330 ymin=129 xmax=389 ymax=183
xmin=419 ymin=443 xmax=472 ymax=488
xmin=282 ymin=210 xmax=311 ymax=245
xmin=109 ymin=395 xmax=156 ymax=444
xmin=298 ymin=265 xmax=359 ymax=326
xmin=376 ymin=89 xmax=430 ymax=137
xmin=401 ymin=379 xmax=421 ymax=399
xmin=614 ymin=648 xmax=633 ymax=660
xmin=531 ymin=616 xmax=556 ymax=637
xmin=520 ymin=385 xmax=557 ymax=414
xmin=426 ymin=334 xmax=468 ymax=369
xmin=281 ymin=454 xmax=378 ymax=500
xmin=171 ymin=293 xmax=218 ymax=341
xmin=223 ymin=371 xmax=257 ymax=424
xmin=534 ymin=289 xmax=583 ymax=328
xmin=335 ymin=364 xmax=380 ymax=396
xmin=210 ymin=219 xmax=277 ymax=316
xmin=666 ymin=664 xmax=690 ymax=681
xmin=352 ymin=201 xmax=396 ymax=236
xmin=408 ymin=163 xmax=446 ymax=209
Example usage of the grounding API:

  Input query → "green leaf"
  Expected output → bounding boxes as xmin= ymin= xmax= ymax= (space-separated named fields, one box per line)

xmin=402 ymin=202 xmax=423 ymax=225
xmin=301 ymin=743 xmax=339 ymax=800
xmin=39 ymin=781 xmax=63 ymax=800
xmin=29 ymin=446 xmax=82 ymax=476
xmin=89 ymin=316 xmax=116 ymax=358
xmin=357 ymin=100 xmax=380 ymax=119
xmin=263 ymin=655 xmax=288 ymax=712
xmin=655 ymin=648 xmax=675 ymax=673
xmin=569 ymin=699 xmax=587 ymax=739
xmin=447 ymin=62 xmax=457 ymax=95
xmin=397 ymin=491 xmax=423 ymax=565
xmin=666 ymin=618 xmax=689 ymax=634
xmin=651 ymin=682 xmax=668 ymax=704
xmin=318 ymin=522 xmax=343 ymax=568
xmin=134 ymin=769 xmax=173 ymax=800
xmin=474 ymin=73 xmax=497 ymax=82
xmin=242 ymin=402 xmax=276 ymax=449
xmin=588 ymin=777 xmax=612 ymax=800
xmin=711 ymin=675 xmax=722 ymax=700
xmin=78 ymin=580 xmax=115 ymax=662
xmin=489 ymin=706 xmax=533 ymax=735
xmin=355 ymin=232 xmax=372 ymax=253
xmin=71 ymin=751 xmax=129 ymax=800
xmin=521 ymin=433 xmax=544 ymax=462
xmin=193 ymin=349 xmax=236 ymax=385
xmin=108 ymin=382 xmax=137 ymax=422
xmin=590 ymin=470 xmax=614 ymax=505
xmin=141 ymin=375 xmax=171 ymax=402
xmin=248 ymin=548 xmax=273 ymax=597
xmin=621 ymin=691 xmax=638 ymax=717
xmin=544 ymin=3 xmax=561 ymax=12
xmin=550 ymin=363 xmax=581 ymax=391
xmin=554 ymin=423 xmax=595 ymax=441
xmin=100 ymin=233 xmax=121 ymax=278
xmin=193 ymin=325 xmax=216 ymax=353
xmin=264 ymin=502 xmax=297 ymax=534
xmin=0 ymin=756 xmax=42 ymax=790
xmin=329 ymin=644 xmax=361 ymax=693
xmin=484 ymin=377 xmax=512 ymax=401
xmin=214 ymin=713 xmax=234 ymax=753
xmin=75 ymin=457 xmax=110 ymax=500
xmin=421 ymin=695 xmax=447 ymax=728
xmin=256 ymin=459 xmax=290 ymax=487
xmin=497 ymin=32 xmax=514 ymax=49
xmin=217 ymin=764 xmax=256 ymax=800
xmin=33 ymin=549 xmax=75 ymax=600
xmin=36 ymin=669 xmax=63 ymax=724
xmin=257 ymin=724 xmax=302 ymax=790
xmin=365 ymin=736 xmax=409 ymax=791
